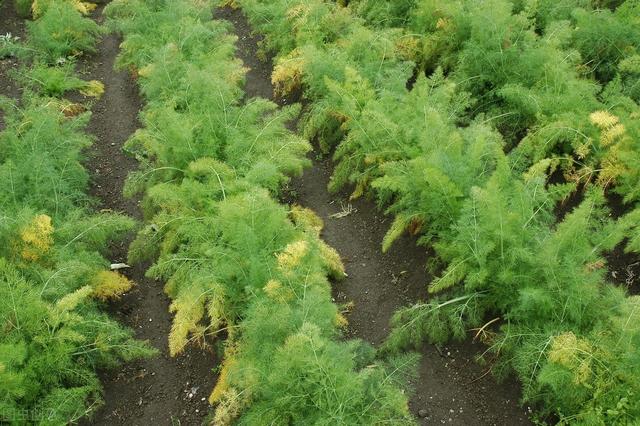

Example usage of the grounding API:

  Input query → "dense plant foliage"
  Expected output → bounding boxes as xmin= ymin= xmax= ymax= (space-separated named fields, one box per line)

xmin=105 ymin=0 xmax=416 ymax=423
xmin=26 ymin=1 xmax=103 ymax=62
xmin=0 ymin=7 xmax=154 ymax=424
xmin=13 ymin=0 xmax=98 ymax=19
xmin=236 ymin=0 xmax=640 ymax=423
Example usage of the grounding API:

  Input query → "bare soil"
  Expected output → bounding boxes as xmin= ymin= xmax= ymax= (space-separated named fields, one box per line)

xmin=216 ymin=6 xmax=532 ymax=426
xmin=605 ymin=192 xmax=640 ymax=295
xmin=0 ymin=0 xmax=25 ymax=36
xmin=553 ymin=177 xmax=640 ymax=296
xmin=606 ymin=243 xmax=640 ymax=296
xmin=78 ymin=6 xmax=216 ymax=425
xmin=0 ymin=0 xmax=26 ymax=130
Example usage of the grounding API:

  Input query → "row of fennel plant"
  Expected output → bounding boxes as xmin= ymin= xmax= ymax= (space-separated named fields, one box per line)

xmin=0 ymin=1 xmax=155 ymax=424
xmin=234 ymin=0 xmax=640 ymax=423
xmin=104 ymin=0 xmax=417 ymax=424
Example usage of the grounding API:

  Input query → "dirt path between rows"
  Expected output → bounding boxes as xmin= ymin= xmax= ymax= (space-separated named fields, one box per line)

xmin=0 ymin=0 xmax=26 ymax=130
xmin=78 ymin=6 xmax=216 ymax=425
xmin=216 ymin=6 xmax=533 ymax=426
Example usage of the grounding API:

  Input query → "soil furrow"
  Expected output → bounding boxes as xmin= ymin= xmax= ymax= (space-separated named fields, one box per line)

xmin=79 ymin=6 xmax=216 ymax=425
xmin=0 ymin=1 xmax=26 ymax=131
xmin=216 ymin=6 xmax=532 ymax=426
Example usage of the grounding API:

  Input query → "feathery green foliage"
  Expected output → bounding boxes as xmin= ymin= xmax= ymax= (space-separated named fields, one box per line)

xmin=238 ymin=0 xmax=640 ymax=422
xmin=107 ymin=0 xmax=416 ymax=423
xmin=0 ymin=97 xmax=91 ymax=215
xmin=347 ymin=0 xmax=417 ymax=28
xmin=0 ymin=32 xmax=23 ymax=59
xmin=1 ymin=9 xmax=154 ymax=424
xmin=570 ymin=4 xmax=640 ymax=83
xmin=13 ymin=63 xmax=99 ymax=97
xmin=0 ymin=94 xmax=155 ymax=423
xmin=384 ymin=165 xmax=639 ymax=422
xmin=27 ymin=1 xmax=103 ymax=63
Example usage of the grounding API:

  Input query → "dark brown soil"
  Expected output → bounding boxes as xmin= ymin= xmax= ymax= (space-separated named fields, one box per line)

xmin=0 ymin=0 xmax=25 ymax=130
xmin=0 ymin=0 xmax=26 ymax=36
xmin=217 ymin=6 xmax=532 ymax=426
xmin=214 ymin=6 xmax=297 ymax=108
xmin=555 ymin=182 xmax=640 ymax=296
xmin=605 ymin=192 xmax=640 ymax=295
xmin=215 ymin=6 xmax=273 ymax=102
xmin=78 ymin=6 xmax=216 ymax=425
xmin=606 ymin=242 xmax=640 ymax=296
xmin=292 ymin=157 xmax=532 ymax=426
